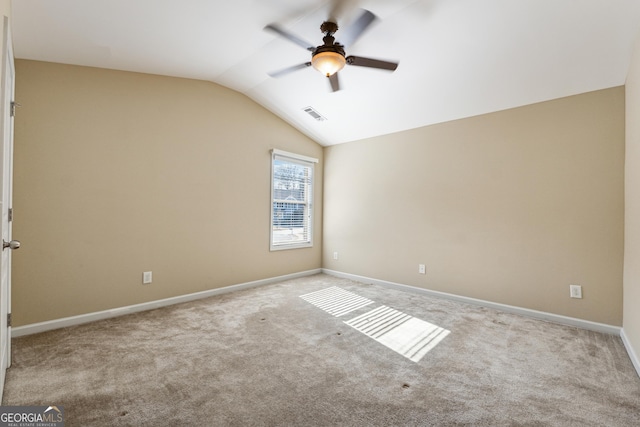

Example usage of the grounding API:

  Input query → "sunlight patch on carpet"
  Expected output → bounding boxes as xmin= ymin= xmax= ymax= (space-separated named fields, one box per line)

xmin=300 ymin=287 xmax=450 ymax=362
xmin=299 ymin=286 xmax=374 ymax=317
xmin=345 ymin=306 xmax=451 ymax=363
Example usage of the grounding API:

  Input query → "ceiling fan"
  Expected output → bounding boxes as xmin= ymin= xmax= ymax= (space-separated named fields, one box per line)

xmin=264 ymin=9 xmax=399 ymax=92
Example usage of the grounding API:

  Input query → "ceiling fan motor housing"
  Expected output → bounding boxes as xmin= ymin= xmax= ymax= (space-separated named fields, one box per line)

xmin=314 ymin=38 xmax=345 ymax=57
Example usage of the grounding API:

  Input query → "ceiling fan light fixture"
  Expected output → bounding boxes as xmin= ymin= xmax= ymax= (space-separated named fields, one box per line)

xmin=312 ymin=51 xmax=346 ymax=77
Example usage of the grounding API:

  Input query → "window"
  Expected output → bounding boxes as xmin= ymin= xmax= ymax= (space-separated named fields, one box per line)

xmin=270 ymin=149 xmax=317 ymax=250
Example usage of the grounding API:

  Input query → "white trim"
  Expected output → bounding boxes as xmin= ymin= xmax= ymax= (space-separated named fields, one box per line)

xmin=621 ymin=328 xmax=640 ymax=379
xmin=12 ymin=269 xmax=322 ymax=337
xmin=271 ymin=148 xmax=318 ymax=164
xmin=322 ymin=269 xmax=622 ymax=336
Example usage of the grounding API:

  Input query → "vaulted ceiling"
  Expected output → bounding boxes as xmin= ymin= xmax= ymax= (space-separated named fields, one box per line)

xmin=11 ymin=0 xmax=640 ymax=146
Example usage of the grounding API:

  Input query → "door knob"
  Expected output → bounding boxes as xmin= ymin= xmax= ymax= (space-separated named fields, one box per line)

xmin=2 ymin=240 xmax=20 ymax=250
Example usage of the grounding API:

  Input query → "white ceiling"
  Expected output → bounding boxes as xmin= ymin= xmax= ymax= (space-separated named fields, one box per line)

xmin=10 ymin=0 xmax=640 ymax=146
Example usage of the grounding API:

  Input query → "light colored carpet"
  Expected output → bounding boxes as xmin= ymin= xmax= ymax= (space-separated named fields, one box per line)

xmin=3 ymin=274 xmax=639 ymax=426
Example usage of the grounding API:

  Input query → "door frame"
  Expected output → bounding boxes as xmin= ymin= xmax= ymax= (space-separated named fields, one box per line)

xmin=0 ymin=14 xmax=15 ymax=400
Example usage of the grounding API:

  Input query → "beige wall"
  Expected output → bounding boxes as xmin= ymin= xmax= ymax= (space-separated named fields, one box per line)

xmin=624 ymin=35 xmax=640 ymax=364
xmin=324 ymin=87 xmax=625 ymax=326
xmin=0 ymin=1 xmax=9 ymax=21
xmin=10 ymin=58 xmax=628 ymax=330
xmin=12 ymin=60 xmax=323 ymax=326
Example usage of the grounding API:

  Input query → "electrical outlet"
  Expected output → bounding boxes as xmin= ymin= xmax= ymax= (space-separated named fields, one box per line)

xmin=143 ymin=271 xmax=153 ymax=284
xmin=418 ymin=264 xmax=426 ymax=275
xmin=333 ymin=252 xmax=338 ymax=260
xmin=570 ymin=284 xmax=582 ymax=299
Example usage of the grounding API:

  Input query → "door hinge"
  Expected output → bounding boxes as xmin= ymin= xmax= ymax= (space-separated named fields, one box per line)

xmin=8 ymin=208 xmax=12 ymax=222
xmin=7 ymin=313 xmax=11 ymax=328
xmin=10 ymin=101 xmax=20 ymax=117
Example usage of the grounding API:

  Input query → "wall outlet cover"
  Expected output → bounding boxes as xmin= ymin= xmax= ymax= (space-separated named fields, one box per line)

xmin=570 ymin=284 xmax=582 ymax=299
xmin=143 ymin=271 xmax=153 ymax=284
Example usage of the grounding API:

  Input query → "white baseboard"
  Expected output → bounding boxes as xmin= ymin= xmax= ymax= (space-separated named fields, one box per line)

xmin=322 ymin=269 xmax=622 ymax=336
xmin=12 ymin=269 xmax=322 ymax=337
xmin=621 ymin=328 xmax=640 ymax=378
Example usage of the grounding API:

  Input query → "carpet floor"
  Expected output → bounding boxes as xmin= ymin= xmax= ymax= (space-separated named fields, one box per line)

xmin=3 ymin=274 xmax=640 ymax=426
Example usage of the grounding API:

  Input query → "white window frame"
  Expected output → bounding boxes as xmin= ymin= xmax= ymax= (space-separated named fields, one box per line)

xmin=270 ymin=149 xmax=318 ymax=251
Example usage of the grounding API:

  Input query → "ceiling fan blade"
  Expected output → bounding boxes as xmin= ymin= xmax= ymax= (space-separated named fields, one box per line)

xmin=328 ymin=0 xmax=358 ymax=23
xmin=268 ymin=62 xmax=312 ymax=78
xmin=338 ymin=9 xmax=377 ymax=47
xmin=346 ymin=56 xmax=398 ymax=71
xmin=264 ymin=24 xmax=316 ymax=52
xmin=328 ymin=73 xmax=341 ymax=92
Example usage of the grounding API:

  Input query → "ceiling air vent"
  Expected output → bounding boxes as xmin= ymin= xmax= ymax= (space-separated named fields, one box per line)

xmin=303 ymin=106 xmax=326 ymax=122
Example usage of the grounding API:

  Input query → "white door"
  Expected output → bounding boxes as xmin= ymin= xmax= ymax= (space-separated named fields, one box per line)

xmin=0 ymin=16 xmax=16 ymax=399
